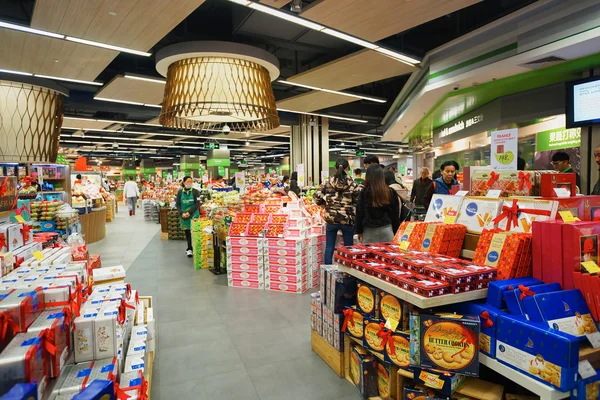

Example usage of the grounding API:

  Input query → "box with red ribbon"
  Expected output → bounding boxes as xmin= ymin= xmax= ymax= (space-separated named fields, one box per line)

xmin=51 ymin=357 xmax=118 ymax=397
xmin=411 ymin=312 xmax=480 ymax=376
xmin=0 ymin=287 xmax=45 ymax=332
xmin=539 ymin=172 xmax=577 ymax=197
xmin=0 ymin=330 xmax=47 ymax=395
xmin=0 ymin=176 xmax=17 ymax=213
xmin=27 ymin=308 xmax=72 ymax=378
xmin=0 ymin=223 xmax=23 ymax=252
xmin=494 ymin=198 xmax=558 ymax=233
xmin=471 ymin=170 xmax=534 ymax=197
xmin=453 ymin=302 xmax=503 ymax=358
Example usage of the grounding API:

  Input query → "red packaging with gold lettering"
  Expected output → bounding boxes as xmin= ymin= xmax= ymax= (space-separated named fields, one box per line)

xmin=472 ymin=229 xmax=502 ymax=265
xmin=583 ymin=196 xmax=600 ymax=221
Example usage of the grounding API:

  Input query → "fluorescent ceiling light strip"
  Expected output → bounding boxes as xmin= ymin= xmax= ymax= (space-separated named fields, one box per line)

xmin=320 ymin=28 xmax=377 ymax=50
xmin=94 ymin=97 xmax=144 ymax=106
xmin=373 ymin=47 xmax=420 ymax=65
xmin=277 ymin=108 xmax=367 ymax=123
xmin=228 ymin=1 xmax=418 ymax=66
xmin=0 ymin=68 xmax=32 ymax=76
xmin=0 ymin=21 xmax=64 ymax=39
xmin=124 ymin=74 xmax=166 ymax=84
xmin=328 ymin=148 xmax=344 ymax=152
xmin=248 ymin=3 xmax=325 ymax=31
xmin=65 ymin=36 xmax=151 ymax=57
xmin=277 ymin=80 xmax=385 ymax=103
xmin=64 ymin=116 xmax=162 ymax=127
xmin=35 ymin=74 xmax=102 ymax=86
xmin=329 ymin=129 xmax=381 ymax=137
xmin=144 ymin=104 xmax=162 ymax=108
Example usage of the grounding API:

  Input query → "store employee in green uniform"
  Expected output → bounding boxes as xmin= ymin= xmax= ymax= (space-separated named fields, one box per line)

xmin=176 ymin=176 xmax=201 ymax=257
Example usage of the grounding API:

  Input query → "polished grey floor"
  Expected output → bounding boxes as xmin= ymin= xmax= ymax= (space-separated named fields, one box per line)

xmin=90 ymin=208 xmax=360 ymax=399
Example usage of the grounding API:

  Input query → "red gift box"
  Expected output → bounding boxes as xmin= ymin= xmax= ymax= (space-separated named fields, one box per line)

xmin=371 ymin=265 xmax=413 ymax=285
xmin=539 ymin=172 xmax=577 ymax=197
xmin=562 ymin=222 xmax=600 ymax=291
xmin=583 ymin=196 xmax=600 ymax=221
xmin=0 ymin=331 xmax=47 ymax=395
xmin=397 ymin=274 xmax=450 ymax=297
xmin=89 ymin=254 xmax=101 ymax=270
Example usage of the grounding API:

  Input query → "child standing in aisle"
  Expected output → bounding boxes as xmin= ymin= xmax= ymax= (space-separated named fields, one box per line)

xmin=176 ymin=176 xmax=201 ymax=257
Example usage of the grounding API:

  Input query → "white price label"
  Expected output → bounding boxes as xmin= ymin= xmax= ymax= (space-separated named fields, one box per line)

xmin=578 ymin=359 xmax=596 ymax=379
xmin=486 ymin=189 xmax=502 ymax=198
xmin=455 ymin=190 xmax=469 ymax=197
xmin=586 ymin=331 xmax=600 ymax=348
xmin=554 ymin=188 xmax=571 ymax=198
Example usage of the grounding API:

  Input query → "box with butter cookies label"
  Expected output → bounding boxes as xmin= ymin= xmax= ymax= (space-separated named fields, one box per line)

xmin=362 ymin=317 xmax=386 ymax=356
xmin=342 ymin=306 xmax=364 ymax=340
xmin=356 ymin=282 xmax=378 ymax=317
xmin=384 ymin=331 xmax=410 ymax=369
xmin=411 ymin=313 xmax=480 ymax=377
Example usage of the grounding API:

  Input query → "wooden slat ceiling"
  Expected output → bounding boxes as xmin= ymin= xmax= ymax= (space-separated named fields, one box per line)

xmin=62 ymin=117 xmax=113 ymax=130
xmin=95 ymin=75 xmax=165 ymax=105
xmin=288 ymin=49 xmax=415 ymax=90
xmin=276 ymin=91 xmax=356 ymax=112
xmin=301 ymin=0 xmax=481 ymax=42
xmin=0 ymin=0 xmax=205 ymax=81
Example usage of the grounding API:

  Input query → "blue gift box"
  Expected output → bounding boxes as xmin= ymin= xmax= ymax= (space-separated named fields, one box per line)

xmin=504 ymin=283 xmax=562 ymax=316
xmin=72 ymin=380 xmax=114 ymax=400
xmin=453 ymin=302 xmax=504 ymax=358
xmin=496 ymin=314 xmax=579 ymax=391
xmin=571 ymin=372 xmax=600 ymax=400
xmin=523 ymin=289 xmax=597 ymax=341
xmin=0 ymin=383 xmax=37 ymax=400
xmin=487 ymin=277 xmax=542 ymax=309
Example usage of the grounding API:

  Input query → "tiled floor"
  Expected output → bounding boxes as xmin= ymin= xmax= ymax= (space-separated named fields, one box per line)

xmin=91 ymin=206 xmax=361 ymax=400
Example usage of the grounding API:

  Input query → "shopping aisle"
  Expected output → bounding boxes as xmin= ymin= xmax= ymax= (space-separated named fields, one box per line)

xmin=99 ymin=212 xmax=360 ymax=400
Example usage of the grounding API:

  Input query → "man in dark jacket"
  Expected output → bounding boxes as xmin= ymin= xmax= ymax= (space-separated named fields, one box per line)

xmin=410 ymin=167 xmax=433 ymax=210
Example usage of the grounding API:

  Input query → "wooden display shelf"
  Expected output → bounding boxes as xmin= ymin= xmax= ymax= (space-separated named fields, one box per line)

xmin=336 ymin=265 xmax=487 ymax=308
xmin=146 ymin=351 xmax=155 ymax=400
xmin=79 ymin=208 xmax=106 ymax=243
xmin=311 ymin=330 xmax=344 ymax=377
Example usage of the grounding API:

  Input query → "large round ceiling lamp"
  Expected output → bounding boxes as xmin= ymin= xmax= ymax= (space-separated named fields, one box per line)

xmin=156 ymin=41 xmax=280 ymax=132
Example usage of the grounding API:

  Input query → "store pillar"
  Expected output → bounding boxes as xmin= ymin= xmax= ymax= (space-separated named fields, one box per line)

xmin=121 ymin=161 xmax=137 ymax=181
xmin=290 ymin=115 xmax=329 ymax=187
xmin=180 ymin=155 xmax=201 ymax=178
xmin=140 ymin=159 xmax=156 ymax=181
xmin=206 ymin=149 xmax=231 ymax=179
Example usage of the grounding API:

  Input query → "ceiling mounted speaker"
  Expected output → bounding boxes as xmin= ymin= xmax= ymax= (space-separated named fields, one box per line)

xmin=156 ymin=41 xmax=280 ymax=132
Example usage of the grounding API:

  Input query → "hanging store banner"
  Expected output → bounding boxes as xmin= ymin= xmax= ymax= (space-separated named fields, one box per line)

xmin=491 ymin=128 xmax=518 ymax=170
xmin=536 ymin=127 xmax=581 ymax=152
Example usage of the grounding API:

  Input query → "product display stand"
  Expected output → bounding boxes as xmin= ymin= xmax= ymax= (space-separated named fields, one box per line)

xmin=337 ymin=265 xmax=487 ymax=308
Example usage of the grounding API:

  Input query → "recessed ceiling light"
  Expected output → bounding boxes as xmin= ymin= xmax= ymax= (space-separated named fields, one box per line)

xmin=54 ymin=59 xmax=59 ymax=63
xmin=108 ymin=11 xmax=117 ymax=16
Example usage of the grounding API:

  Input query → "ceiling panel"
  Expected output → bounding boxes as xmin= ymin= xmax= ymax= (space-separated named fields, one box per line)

xmin=62 ymin=117 xmax=114 ymax=130
xmin=94 ymin=75 xmax=165 ymax=105
xmin=288 ymin=49 xmax=415 ymax=90
xmin=259 ymin=0 xmax=289 ymax=8
xmin=301 ymin=0 xmax=480 ymax=42
xmin=277 ymin=91 xmax=356 ymax=112
xmin=0 ymin=0 xmax=205 ymax=81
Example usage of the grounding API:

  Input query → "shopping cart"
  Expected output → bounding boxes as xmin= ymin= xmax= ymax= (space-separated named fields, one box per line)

xmin=405 ymin=204 xmax=427 ymax=221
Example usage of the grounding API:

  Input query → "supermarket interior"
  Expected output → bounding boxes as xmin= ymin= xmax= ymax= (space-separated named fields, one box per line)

xmin=4 ymin=0 xmax=600 ymax=399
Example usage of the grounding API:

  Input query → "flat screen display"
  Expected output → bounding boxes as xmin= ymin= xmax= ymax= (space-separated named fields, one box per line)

xmin=566 ymin=76 xmax=600 ymax=128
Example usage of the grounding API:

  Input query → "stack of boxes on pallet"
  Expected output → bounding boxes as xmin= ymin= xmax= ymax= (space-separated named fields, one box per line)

xmin=226 ymin=237 xmax=265 ymax=290
xmin=311 ymin=265 xmax=357 ymax=351
xmin=167 ymin=210 xmax=185 ymax=240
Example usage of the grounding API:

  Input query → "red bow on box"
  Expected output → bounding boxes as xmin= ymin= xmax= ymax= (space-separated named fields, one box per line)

xmin=518 ymin=284 xmax=536 ymax=300
xmin=42 ymin=328 xmax=57 ymax=356
xmin=0 ymin=311 xmax=20 ymax=339
xmin=518 ymin=171 xmax=532 ymax=191
xmin=114 ymin=382 xmax=132 ymax=400
xmin=62 ymin=306 xmax=74 ymax=332
xmin=451 ymin=325 xmax=479 ymax=358
xmin=0 ymin=177 xmax=8 ymax=198
xmin=139 ymin=375 xmax=149 ymax=400
xmin=0 ymin=233 xmax=6 ymax=251
xmin=14 ymin=203 xmax=29 ymax=216
xmin=126 ymin=283 xmax=140 ymax=304
xmin=377 ymin=322 xmax=395 ymax=354
xmin=341 ymin=308 xmax=355 ymax=332
xmin=492 ymin=199 xmax=552 ymax=231
xmin=14 ymin=256 xmax=24 ymax=268
xmin=70 ymin=280 xmax=83 ymax=317
xmin=487 ymin=171 xmax=500 ymax=187
xmin=20 ymin=223 xmax=31 ymax=243
xmin=118 ymin=299 xmax=136 ymax=325
xmin=480 ymin=311 xmax=494 ymax=328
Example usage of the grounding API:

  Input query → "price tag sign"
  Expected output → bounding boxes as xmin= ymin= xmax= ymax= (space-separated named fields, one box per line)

xmin=32 ymin=251 xmax=44 ymax=260
xmin=581 ymin=261 xmax=600 ymax=274
xmin=559 ymin=210 xmax=580 ymax=223
xmin=485 ymin=189 xmax=502 ymax=198
xmin=586 ymin=331 xmax=600 ymax=349
xmin=400 ymin=241 xmax=410 ymax=251
xmin=385 ymin=318 xmax=399 ymax=332
xmin=554 ymin=188 xmax=571 ymax=198
xmin=444 ymin=215 xmax=456 ymax=224
xmin=14 ymin=215 xmax=25 ymax=223
xmin=455 ymin=190 xmax=468 ymax=197
xmin=579 ymin=360 xmax=597 ymax=379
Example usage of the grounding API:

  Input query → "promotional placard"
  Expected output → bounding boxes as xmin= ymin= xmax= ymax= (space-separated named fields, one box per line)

xmin=235 ymin=172 xmax=245 ymax=191
xmin=297 ymin=164 xmax=305 ymax=188
xmin=491 ymin=128 xmax=518 ymax=170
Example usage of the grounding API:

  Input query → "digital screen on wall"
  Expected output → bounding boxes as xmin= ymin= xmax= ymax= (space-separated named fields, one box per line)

xmin=566 ymin=76 xmax=600 ymax=128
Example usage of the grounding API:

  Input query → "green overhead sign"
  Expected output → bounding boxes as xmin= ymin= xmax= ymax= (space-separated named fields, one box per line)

xmin=207 ymin=158 xmax=231 ymax=167
xmin=536 ymin=127 xmax=581 ymax=152
xmin=356 ymin=150 xmax=365 ymax=156
xmin=204 ymin=142 xmax=220 ymax=149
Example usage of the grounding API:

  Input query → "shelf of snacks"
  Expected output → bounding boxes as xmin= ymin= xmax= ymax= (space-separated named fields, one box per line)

xmin=336 ymin=264 xmax=488 ymax=308
xmin=0 ymin=228 xmax=155 ymax=400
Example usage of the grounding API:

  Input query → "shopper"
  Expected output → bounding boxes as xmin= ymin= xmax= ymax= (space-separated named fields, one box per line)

xmin=551 ymin=151 xmax=581 ymax=189
xmin=289 ymin=171 xmax=301 ymax=196
xmin=356 ymin=165 xmax=400 ymax=244
xmin=410 ymin=167 xmax=433 ymax=209
xmin=354 ymin=169 xmax=365 ymax=186
xmin=314 ymin=158 xmax=360 ymax=264
xmin=363 ymin=155 xmax=380 ymax=169
xmin=385 ymin=170 xmax=409 ymax=221
xmin=123 ymin=176 xmax=140 ymax=216
xmin=74 ymin=174 xmax=83 ymax=185
xmin=424 ymin=161 xmax=459 ymax=206
xmin=593 ymin=145 xmax=600 ymax=195
xmin=176 ymin=176 xmax=201 ymax=257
